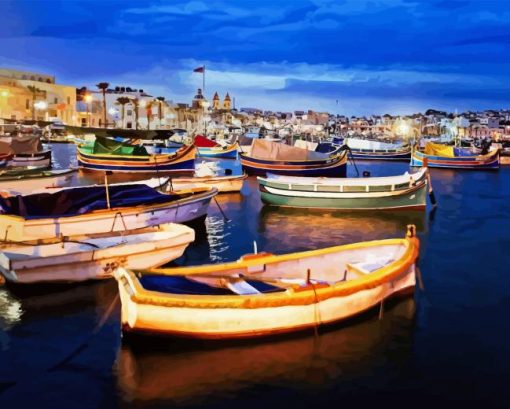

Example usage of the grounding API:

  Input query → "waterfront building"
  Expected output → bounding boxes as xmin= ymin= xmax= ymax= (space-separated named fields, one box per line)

xmin=0 ymin=67 xmax=76 ymax=124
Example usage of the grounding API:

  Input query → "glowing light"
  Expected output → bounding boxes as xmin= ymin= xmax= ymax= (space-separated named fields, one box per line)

xmin=108 ymin=108 xmax=118 ymax=115
xmin=0 ymin=90 xmax=8 ymax=97
xmin=34 ymin=101 xmax=48 ymax=110
xmin=398 ymin=122 xmax=410 ymax=136
xmin=84 ymin=94 xmax=92 ymax=103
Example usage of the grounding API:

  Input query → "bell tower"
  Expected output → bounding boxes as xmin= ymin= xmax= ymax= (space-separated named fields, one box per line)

xmin=223 ymin=93 xmax=231 ymax=110
xmin=212 ymin=92 xmax=220 ymax=110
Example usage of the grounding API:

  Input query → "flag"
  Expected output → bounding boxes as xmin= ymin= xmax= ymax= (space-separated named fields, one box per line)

xmin=193 ymin=66 xmax=205 ymax=73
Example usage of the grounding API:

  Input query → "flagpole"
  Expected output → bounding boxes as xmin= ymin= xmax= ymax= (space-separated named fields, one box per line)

xmin=203 ymin=65 xmax=206 ymax=136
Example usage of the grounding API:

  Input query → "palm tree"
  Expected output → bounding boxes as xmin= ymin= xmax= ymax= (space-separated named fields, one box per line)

xmin=116 ymin=97 xmax=130 ymax=128
xmin=27 ymin=85 xmax=42 ymax=120
xmin=131 ymin=98 xmax=139 ymax=130
xmin=156 ymin=96 xmax=165 ymax=128
xmin=96 ymin=82 xmax=109 ymax=128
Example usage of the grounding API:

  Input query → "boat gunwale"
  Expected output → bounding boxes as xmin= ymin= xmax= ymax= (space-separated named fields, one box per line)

xmin=0 ymin=187 xmax=217 ymax=223
xmin=77 ymin=143 xmax=196 ymax=161
xmin=121 ymin=235 xmax=419 ymax=309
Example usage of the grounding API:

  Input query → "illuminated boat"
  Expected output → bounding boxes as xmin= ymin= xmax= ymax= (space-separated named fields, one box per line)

xmin=344 ymin=138 xmax=411 ymax=161
xmin=257 ymin=168 xmax=429 ymax=211
xmin=240 ymin=139 xmax=348 ymax=177
xmin=0 ymin=184 xmax=217 ymax=242
xmin=411 ymin=142 xmax=499 ymax=169
xmin=115 ymin=225 xmax=420 ymax=339
xmin=0 ymin=223 xmax=194 ymax=284
xmin=77 ymin=136 xmax=195 ymax=174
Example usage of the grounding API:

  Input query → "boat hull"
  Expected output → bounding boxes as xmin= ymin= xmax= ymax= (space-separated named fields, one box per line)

xmin=197 ymin=145 xmax=238 ymax=159
xmin=169 ymin=173 xmax=247 ymax=193
xmin=0 ymin=188 xmax=217 ymax=242
xmin=258 ymin=180 xmax=427 ymax=210
xmin=115 ymin=231 xmax=420 ymax=339
xmin=240 ymin=153 xmax=347 ymax=177
xmin=0 ymin=225 xmax=194 ymax=284
xmin=411 ymin=150 xmax=499 ymax=169
xmin=9 ymin=150 xmax=52 ymax=168
xmin=0 ymin=169 xmax=76 ymax=195
xmin=77 ymin=144 xmax=196 ymax=174
xmin=350 ymin=149 xmax=411 ymax=161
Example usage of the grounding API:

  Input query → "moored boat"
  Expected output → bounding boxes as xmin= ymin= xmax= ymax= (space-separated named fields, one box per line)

xmin=257 ymin=168 xmax=429 ymax=211
xmin=0 ymin=168 xmax=76 ymax=195
xmin=0 ymin=184 xmax=217 ymax=242
xmin=0 ymin=223 xmax=195 ymax=284
xmin=411 ymin=142 xmax=499 ymax=169
xmin=77 ymin=136 xmax=195 ymax=174
xmin=0 ymin=135 xmax=52 ymax=168
xmin=240 ymin=139 xmax=347 ymax=177
xmin=115 ymin=225 xmax=420 ymax=339
xmin=344 ymin=138 xmax=411 ymax=160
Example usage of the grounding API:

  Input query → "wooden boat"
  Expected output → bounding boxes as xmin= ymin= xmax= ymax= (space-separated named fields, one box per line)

xmin=115 ymin=225 xmax=420 ymax=339
xmin=197 ymin=144 xmax=238 ymax=159
xmin=193 ymin=135 xmax=238 ymax=158
xmin=0 ymin=168 xmax=76 ymax=195
xmin=0 ymin=184 xmax=217 ymax=242
xmin=77 ymin=136 xmax=195 ymax=174
xmin=344 ymin=138 xmax=411 ymax=160
xmin=411 ymin=142 xmax=499 ymax=169
xmin=0 ymin=136 xmax=52 ymax=168
xmin=240 ymin=139 xmax=347 ymax=177
xmin=257 ymin=168 xmax=429 ymax=211
xmin=0 ymin=223 xmax=194 ymax=284
xmin=167 ymin=173 xmax=247 ymax=193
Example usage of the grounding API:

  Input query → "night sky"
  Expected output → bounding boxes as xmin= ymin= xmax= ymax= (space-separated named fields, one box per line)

xmin=1 ymin=0 xmax=509 ymax=115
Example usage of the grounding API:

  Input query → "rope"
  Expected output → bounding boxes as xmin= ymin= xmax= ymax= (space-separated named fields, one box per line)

xmin=213 ymin=196 xmax=230 ymax=222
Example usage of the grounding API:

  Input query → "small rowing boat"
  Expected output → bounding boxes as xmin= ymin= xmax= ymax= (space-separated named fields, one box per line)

xmin=257 ymin=168 xmax=429 ymax=211
xmin=0 ymin=184 xmax=217 ymax=242
xmin=240 ymin=139 xmax=347 ymax=177
xmin=411 ymin=142 xmax=499 ymax=169
xmin=0 ymin=223 xmax=194 ymax=284
xmin=115 ymin=225 xmax=420 ymax=339
xmin=0 ymin=168 xmax=76 ymax=195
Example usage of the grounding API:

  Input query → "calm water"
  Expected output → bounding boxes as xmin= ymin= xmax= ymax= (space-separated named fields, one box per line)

xmin=1 ymin=144 xmax=510 ymax=408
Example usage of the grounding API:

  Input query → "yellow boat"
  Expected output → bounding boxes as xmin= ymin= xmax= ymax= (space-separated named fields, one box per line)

xmin=115 ymin=225 xmax=420 ymax=339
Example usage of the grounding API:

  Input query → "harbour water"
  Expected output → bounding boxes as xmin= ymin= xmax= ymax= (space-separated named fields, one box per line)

xmin=1 ymin=143 xmax=510 ymax=408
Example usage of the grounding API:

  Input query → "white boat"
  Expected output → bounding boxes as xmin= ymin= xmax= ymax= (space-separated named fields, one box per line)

xmin=115 ymin=225 xmax=420 ymax=339
xmin=0 ymin=223 xmax=194 ymax=284
xmin=0 ymin=168 xmax=76 ymax=195
xmin=0 ymin=184 xmax=217 ymax=242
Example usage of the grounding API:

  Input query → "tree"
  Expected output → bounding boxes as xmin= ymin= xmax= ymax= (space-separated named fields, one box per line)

xmin=27 ymin=85 xmax=42 ymax=120
xmin=96 ymin=82 xmax=109 ymax=128
xmin=156 ymin=96 xmax=165 ymax=128
xmin=116 ymin=97 xmax=130 ymax=128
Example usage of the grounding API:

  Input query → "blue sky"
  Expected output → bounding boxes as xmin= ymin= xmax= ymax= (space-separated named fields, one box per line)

xmin=1 ymin=0 xmax=509 ymax=115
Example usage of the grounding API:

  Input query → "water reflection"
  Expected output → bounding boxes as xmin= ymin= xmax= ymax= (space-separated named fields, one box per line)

xmin=116 ymin=297 xmax=416 ymax=407
xmin=257 ymin=206 xmax=427 ymax=251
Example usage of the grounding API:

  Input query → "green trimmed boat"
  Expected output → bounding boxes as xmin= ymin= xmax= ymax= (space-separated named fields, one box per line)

xmin=257 ymin=168 xmax=429 ymax=211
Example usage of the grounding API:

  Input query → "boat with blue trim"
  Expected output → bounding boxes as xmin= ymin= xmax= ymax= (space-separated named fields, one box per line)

xmin=411 ymin=142 xmax=499 ymax=170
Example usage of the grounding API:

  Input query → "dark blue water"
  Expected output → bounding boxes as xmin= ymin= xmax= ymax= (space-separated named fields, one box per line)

xmin=1 ymin=143 xmax=510 ymax=408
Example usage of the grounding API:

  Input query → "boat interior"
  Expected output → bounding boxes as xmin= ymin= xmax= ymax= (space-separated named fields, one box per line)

xmin=137 ymin=242 xmax=408 ymax=297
